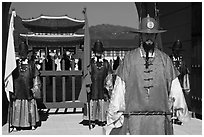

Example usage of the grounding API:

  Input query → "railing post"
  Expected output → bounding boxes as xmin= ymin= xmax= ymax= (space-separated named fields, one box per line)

xmin=62 ymin=60 xmax=66 ymax=102
xmin=42 ymin=60 xmax=46 ymax=102
xmin=72 ymin=76 xmax=75 ymax=102
xmin=52 ymin=59 xmax=56 ymax=102
xmin=53 ymin=76 xmax=56 ymax=102
xmin=71 ymin=59 xmax=75 ymax=70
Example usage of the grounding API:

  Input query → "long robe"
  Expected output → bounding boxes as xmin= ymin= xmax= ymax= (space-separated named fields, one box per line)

xmin=106 ymin=48 xmax=190 ymax=135
xmin=11 ymin=59 xmax=40 ymax=127
xmin=83 ymin=58 xmax=112 ymax=125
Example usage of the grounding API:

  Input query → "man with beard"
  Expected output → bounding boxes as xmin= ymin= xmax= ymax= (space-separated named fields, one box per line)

xmin=105 ymin=15 xmax=190 ymax=135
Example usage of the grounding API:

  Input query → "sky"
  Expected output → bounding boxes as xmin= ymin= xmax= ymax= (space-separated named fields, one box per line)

xmin=10 ymin=2 xmax=139 ymax=28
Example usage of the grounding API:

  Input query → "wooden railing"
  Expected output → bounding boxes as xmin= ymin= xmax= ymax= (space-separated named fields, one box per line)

xmin=39 ymin=59 xmax=84 ymax=109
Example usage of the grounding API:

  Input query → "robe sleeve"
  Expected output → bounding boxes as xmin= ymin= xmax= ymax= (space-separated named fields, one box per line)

xmin=115 ymin=52 xmax=131 ymax=82
xmin=106 ymin=52 xmax=131 ymax=129
xmin=181 ymin=60 xmax=190 ymax=93
xmin=30 ymin=62 xmax=41 ymax=98
xmin=30 ymin=61 xmax=41 ymax=89
xmin=169 ymin=77 xmax=190 ymax=123
xmin=104 ymin=73 xmax=113 ymax=97
xmin=105 ymin=76 xmax=125 ymax=134
xmin=164 ymin=55 xmax=180 ymax=93
xmin=104 ymin=60 xmax=114 ymax=96
xmin=165 ymin=55 xmax=190 ymax=123
xmin=183 ymin=71 xmax=190 ymax=93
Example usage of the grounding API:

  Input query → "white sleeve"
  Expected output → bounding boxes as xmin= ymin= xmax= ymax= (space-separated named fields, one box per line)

xmin=170 ymin=77 xmax=190 ymax=123
xmin=183 ymin=73 xmax=190 ymax=93
xmin=105 ymin=76 xmax=125 ymax=134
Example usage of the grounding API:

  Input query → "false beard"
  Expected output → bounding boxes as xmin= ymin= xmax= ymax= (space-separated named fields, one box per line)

xmin=143 ymin=41 xmax=155 ymax=69
xmin=143 ymin=41 xmax=155 ymax=54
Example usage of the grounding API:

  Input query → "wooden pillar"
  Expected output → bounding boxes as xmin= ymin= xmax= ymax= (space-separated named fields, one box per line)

xmin=42 ymin=60 xmax=46 ymax=102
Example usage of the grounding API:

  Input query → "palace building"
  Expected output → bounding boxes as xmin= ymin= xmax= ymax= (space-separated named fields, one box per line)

xmin=20 ymin=15 xmax=85 ymax=70
xmin=19 ymin=14 xmax=88 ymax=109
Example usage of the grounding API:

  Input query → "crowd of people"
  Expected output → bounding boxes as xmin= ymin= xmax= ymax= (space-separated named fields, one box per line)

xmin=9 ymin=15 xmax=191 ymax=135
xmin=33 ymin=51 xmax=82 ymax=71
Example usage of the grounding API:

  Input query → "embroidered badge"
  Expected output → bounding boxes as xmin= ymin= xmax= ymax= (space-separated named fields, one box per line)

xmin=147 ymin=21 xmax=154 ymax=29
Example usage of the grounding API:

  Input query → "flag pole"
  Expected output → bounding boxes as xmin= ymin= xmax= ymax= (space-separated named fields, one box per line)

xmin=78 ymin=7 xmax=92 ymax=130
xmin=84 ymin=7 xmax=92 ymax=130
xmin=154 ymin=2 xmax=163 ymax=51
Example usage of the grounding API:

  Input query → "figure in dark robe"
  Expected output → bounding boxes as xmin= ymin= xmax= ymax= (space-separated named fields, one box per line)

xmin=10 ymin=42 xmax=40 ymax=130
xmin=60 ymin=53 xmax=71 ymax=70
xmin=113 ymin=56 xmax=120 ymax=70
xmin=81 ymin=40 xmax=113 ymax=128
xmin=169 ymin=40 xmax=191 ymax=124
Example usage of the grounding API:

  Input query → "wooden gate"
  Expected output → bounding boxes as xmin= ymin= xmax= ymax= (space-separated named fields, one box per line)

xmin=38 ymin=47 xmax=84 ymax=109
xmin=190 ymin=37 xmax=202 ymax=116
xmin=190 ymin=3 xmax=202 ymax=117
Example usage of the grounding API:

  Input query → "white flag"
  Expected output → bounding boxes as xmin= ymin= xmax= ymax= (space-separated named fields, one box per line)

xmin=4 ymin=10 xmax=17 ymax=102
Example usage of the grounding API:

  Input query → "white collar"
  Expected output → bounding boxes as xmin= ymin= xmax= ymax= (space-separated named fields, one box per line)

xmin=20 ymin=58 xmax=29 ymax=64
xmin=139 ymin=48 xmax=155 ymax=58
xmin=94 ymin=56 xmax=103 ymax=62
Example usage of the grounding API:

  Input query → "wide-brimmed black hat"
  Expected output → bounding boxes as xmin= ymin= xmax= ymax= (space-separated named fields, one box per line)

xmin=169 ymin=40 xmax=184 ymax=51
xmin=92 ymin=40 xmax=104 ymax=54
xmin=131 ymin=14 xmax=167 ymax=34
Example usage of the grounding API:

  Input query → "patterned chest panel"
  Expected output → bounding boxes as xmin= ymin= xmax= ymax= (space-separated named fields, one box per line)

xmin=91 ymin=60 xmax=106 ymax=75
xmin=172 ymin=55 xmax=183 ymax=72
xmin=13 ymin=60 xmax=34 ymax=99
xmin=17 ymin=59 xmax=31 ymax=78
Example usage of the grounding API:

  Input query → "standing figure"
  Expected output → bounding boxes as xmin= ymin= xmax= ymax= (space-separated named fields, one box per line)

xmin=45 ymin=54 xmax=53 ymax=85
xmin=113 ymin=56 xmax=120 ymax=71
xmin=82 ymin=40 xmax=113 ymax=127
xmin=105 ymin=15 xmax=190 ymax=135
xmin=11 ymin=42 xmax=40 ymax=130
xmin=60 ymin=53 xmax=71 ymax=70
xmin=55 ymin=54 xmax=61 ymax=71
xmin=45 ymin=54 xmax=53 ymax=70
xmin=170 ymin=40 xmax=191 ymax=124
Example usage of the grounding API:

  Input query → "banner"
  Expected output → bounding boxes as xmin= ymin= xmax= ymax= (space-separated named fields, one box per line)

xmin=4 ymin=10 xmax=17 ymax=102
xmin=78 ymin=7 xmax=92 ymax=103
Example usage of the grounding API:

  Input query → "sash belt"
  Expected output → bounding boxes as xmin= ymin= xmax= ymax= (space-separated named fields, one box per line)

xmin=121 ymin=111 xmax=172 ymax=117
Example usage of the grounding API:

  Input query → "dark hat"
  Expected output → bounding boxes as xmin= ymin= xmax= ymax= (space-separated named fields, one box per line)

xmin=131 ymin=14 xmax=167 ymax=34
xmin=19 ymin=41 xmax=32 ymax=57
xmin=92 ymin=40 xmax=104 ymax=54
xmin=169 ymin=40 xmax=184 ymax=51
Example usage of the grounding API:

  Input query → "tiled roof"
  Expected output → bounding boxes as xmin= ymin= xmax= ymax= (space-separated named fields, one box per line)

xmin=22 ymin=15 xmax=85 ymax=29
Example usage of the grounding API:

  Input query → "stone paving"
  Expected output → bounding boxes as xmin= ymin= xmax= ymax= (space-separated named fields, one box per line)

xmin=1 ymin=108 xmax=202 ymax=135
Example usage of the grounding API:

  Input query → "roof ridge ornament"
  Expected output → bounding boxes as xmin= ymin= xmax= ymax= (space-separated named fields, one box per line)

xmin=22 ymin=15 xmax=85 ymax=23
